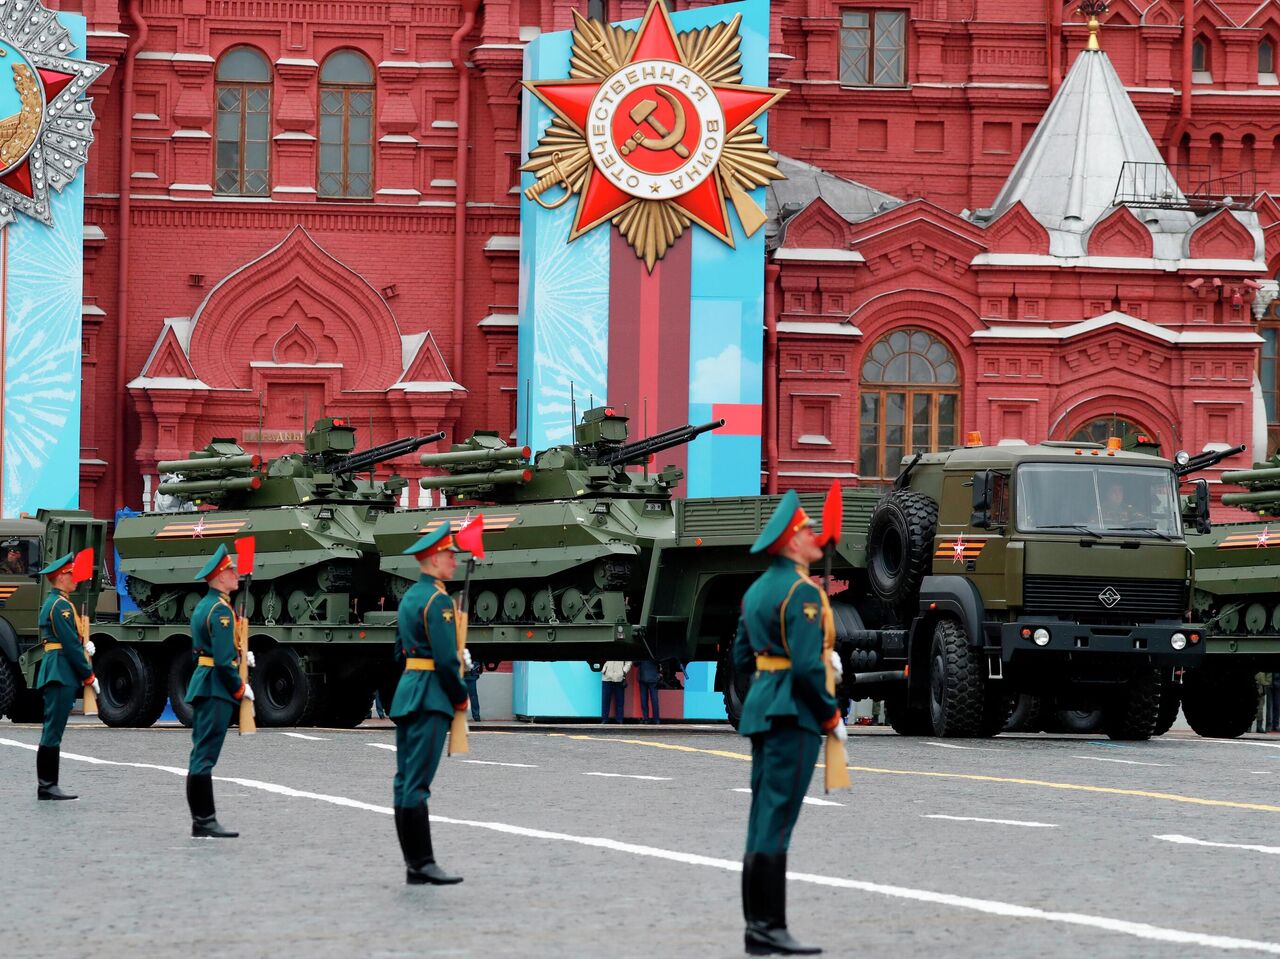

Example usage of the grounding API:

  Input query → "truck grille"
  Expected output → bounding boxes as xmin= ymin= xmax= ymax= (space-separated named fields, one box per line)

xmin=1021 ymin=576 xmax=1186 ymax=621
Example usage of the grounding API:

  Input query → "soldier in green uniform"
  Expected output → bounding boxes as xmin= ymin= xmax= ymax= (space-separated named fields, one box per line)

xmin=391 ymin=525 xmax=472 ymax=885
xmin=733 ymin=490 xmax=847 ymax=956
xmin=185 ymin=543 xmax=254 ymax=838
xmin=34 ymin=552 xmax=98 ymax=801
xmin=1 ymin=538 xmax=27 ymax=574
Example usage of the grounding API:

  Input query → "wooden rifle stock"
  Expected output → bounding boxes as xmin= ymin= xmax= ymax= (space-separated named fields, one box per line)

xmin=77 ymin=607 xmax=96 ymax=716
xmin=448 ymin=603 xmax=469 ymax=755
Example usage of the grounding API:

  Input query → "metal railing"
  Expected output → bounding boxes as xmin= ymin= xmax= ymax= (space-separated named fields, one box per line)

xmin=1113 ymin=161 xmax=1256 ymax=212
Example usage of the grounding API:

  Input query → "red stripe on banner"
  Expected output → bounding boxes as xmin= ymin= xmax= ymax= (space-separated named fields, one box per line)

xmin=711 ymin=403 xmax=762 ymax=436
xmin=608 ymin=231 xmax=641 ymax=421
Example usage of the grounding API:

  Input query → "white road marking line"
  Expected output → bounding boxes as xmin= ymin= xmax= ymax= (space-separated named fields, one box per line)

xmin=1156 ymin=834 xmax=1280 ymax=856
xmin=281 ymin=732 xmax=327 ymax=741
xmin=4 ymin=739 xmax=1279 ymax=955
xmin=924 ymin=814 xmax=1058 ymax=829
xmin=731 ymin=787 xmax=844 ymax=807
xmin=584 ymin=772 xmax=669 ymax=780
xmin=925 ymin=742 xmax=993 ymax=750
xmin=1073 ymin=755 xmax=1170 ymax=768
xmin=463 ymin=760 xmax=539 ymax=768
xmin=1169 ymin=738 xmax=1280 ymax=751
xmin=366 ymin=743 xmax=396 ymax=751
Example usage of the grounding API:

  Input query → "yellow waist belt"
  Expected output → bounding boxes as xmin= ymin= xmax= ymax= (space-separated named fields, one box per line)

xmin=44 ymin=642 xmax=62 ymax=651
xmin=196 ymin=656 xmax=239 ymax=668
xmin=755 ymin=654 xmax=792 ymax=671
xmin=405 ymin=657 xmax=436 ymax=671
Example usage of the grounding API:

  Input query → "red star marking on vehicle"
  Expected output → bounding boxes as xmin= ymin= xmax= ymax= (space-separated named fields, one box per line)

xmin=524 ymin=3 xmax=783 ymax=245
xmin=191 ymin=517 xmax=207 ymax=538
xmin=952 ymin=535 xmax=967 ymax=563
xmin=1257 ymin=526 xmax=1271 ymax=548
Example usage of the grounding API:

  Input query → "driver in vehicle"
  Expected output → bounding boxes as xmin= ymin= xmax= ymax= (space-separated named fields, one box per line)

xmin=0 ymin=539 xmax=26 ymax=575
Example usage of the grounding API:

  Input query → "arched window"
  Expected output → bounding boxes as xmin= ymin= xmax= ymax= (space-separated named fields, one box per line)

xmin=1070 ymin=416 xmax=1151 ymax=447
xmin=319 ymin=51 xmax=374 ymax=199
xmin=1192 ymin=37 xmax=1211 ymax=80
xmin=1261 ymin=38 xmax=1276 ymax=79
xmin=215 ymin=46 xmax=271 ymax=196
xmin=858 ymin=329 xmax=960 ymax=484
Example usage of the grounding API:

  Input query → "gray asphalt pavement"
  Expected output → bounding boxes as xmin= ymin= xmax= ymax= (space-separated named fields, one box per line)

xmin=3 ymin=722 xmax=1280 ymax=958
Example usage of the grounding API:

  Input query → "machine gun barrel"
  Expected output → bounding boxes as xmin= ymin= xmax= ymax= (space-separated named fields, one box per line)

xmin=1220 ymin=489 xmax=1280 ymax=507
xmin=597 ymin=419 xmax=724 ymax=467
xmin=330 ymin=431 xmax=446 ymax=475
xmin=419 ymin=467 xmax=533 ymax=491
xmin=1177 ymin=444 xmax=1247 ymax=478
xmin=156 ymin=453 xmax=262 ymax=473
xmin=157 ymin=476 xmax=263 ymax=495
xmin=420 ymin=445 xmax=531 ymax=469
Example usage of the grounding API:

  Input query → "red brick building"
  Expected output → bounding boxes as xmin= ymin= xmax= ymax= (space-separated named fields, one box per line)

xmin=54 ymin=0 xmax=1280 ymax=516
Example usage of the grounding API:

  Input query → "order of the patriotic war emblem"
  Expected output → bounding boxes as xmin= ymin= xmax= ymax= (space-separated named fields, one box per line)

xmin=0 ymin=0 xmax=105 ymax=231
xmin=522 ymin=0 xmax=786 ymax=269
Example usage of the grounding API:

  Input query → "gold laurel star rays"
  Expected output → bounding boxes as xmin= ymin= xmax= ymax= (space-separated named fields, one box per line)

xmin=521 ymin=9 xmax=784 ymax=268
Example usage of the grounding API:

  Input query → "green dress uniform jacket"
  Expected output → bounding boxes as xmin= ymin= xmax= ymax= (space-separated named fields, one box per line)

xmin=185 ymin=589 xmax=244 ymax=776
xmin=733 ymin=557 xmax=840 ymax=855
xmin=391 ymin=575 xmax=467 ymax=808
xmin=36 ymin=589 xmax=92 ymax=748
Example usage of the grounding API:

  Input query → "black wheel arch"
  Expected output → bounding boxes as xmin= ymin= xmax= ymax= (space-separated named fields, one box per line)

xmin=917 ymin=576 xmax=986 ymax=650
xmin=0 ymin=617 xmax=19 ymax=663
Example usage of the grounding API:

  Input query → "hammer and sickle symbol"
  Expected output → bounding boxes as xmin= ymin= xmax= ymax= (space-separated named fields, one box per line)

xmin=620 ymin=88 xmax=690 ymax=159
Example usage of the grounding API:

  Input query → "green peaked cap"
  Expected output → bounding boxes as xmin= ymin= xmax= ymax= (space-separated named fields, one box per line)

xmin=193 ymin=543 xmax=233 ymax=581
xmin=402 ymin=524 xmax=458 ymax=557
xmin=38 ymin=552 xmax=75 ymax=576
xmin=751 ymin=489 xmax=812 ymax=554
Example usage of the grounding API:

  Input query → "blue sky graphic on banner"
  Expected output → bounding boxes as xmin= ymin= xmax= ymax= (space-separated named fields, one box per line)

xmin=516 ymin=0 xmax=775 ymax=719
xmin=0 ymin=13 xmax=89 ymax=518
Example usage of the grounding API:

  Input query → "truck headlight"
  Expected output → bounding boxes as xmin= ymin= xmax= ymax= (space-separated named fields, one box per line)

xmin=1033 ymin=628 xmax=1050 ymax=646
xmin=1171 ymin=632 xmax=1187 ymax=650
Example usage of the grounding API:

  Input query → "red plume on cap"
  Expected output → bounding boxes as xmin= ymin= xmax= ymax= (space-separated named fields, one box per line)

xmin=819 ymin=481 xmax=843 ymax=547
xmin=235 ymin=536 xmax=256 ymax=577
xmin=454 ymin=514 xmax=485 ymax=560
xmin=71 ymin=548 xmax=94 ymax=584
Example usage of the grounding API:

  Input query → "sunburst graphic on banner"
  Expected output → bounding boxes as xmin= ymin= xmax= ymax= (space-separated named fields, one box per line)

xmin=0 ymin=0 xmax=105 ymax=231
xmin=522 ymin=0 xmax=786 ymax=270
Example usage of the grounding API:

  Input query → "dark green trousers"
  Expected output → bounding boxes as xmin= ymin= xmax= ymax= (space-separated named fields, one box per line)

xmin=189 ymin=697 xmax=234 ymax=776
xmin=745 ymin=723 xmax=822 ymax=855
xmin=39 ymin=684 xmax=78 ymax=748
xmin=393 ymin=711 xmax=449 ymax=807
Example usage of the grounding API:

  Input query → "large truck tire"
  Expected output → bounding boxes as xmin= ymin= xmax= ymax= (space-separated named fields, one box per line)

xmin=1181 ymin=666 xmax=1259 ymax=739
xmin=1103 ymin=668 xmax=1161 ymax=741
xmin=721 ymin=654 xmax=749 ymax=731
xmin=313 ymin=665 xmax=376 ymax=728
xmin=0 ymin=656 xmax=17 ymax=719
xmin=980 ymin=689 xmax=1014 ymax=737
xmin=867 ymin=490 xmax=938 ymax=608
xmin=256 ymin=646 xmax=322 ymax=727
xmin=165 ymin=652 xmax=195 ymax=727
xmin=885 ymin=692 xmax=932 ymax=735
xmin=97 ymin=646 xmax=167 ymax=728
xmin=927 ymin=618 xmax=987 ymax=737
xmin=1152 ymin=682 xmax=1182 ymax=737
xmin=1045 ymin=708 xmax=1104 ymax=734
xmin=1004 ymin=694 xmax=1044 ymax=733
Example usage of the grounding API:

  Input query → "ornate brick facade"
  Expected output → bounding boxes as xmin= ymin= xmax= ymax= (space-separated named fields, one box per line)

xmin=54 ymin=0 xmax=1280 ymax=516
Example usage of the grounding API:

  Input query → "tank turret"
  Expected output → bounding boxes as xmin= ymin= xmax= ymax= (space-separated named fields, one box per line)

xmin=115 ymin=419 xmax=446 ymax=629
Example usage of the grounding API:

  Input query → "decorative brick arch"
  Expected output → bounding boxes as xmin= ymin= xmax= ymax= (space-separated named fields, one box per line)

xmin=1186 ymin=208 xmax=1259 ymax=261
xmin=1049 ymin=393 xmax=1176 ymax=443
xmin=187 ymin=226 xmax=404 ymax=390
xmin=779 ymin=197 xmax=853 ymax=250
xmin=983 ymin=201 xmax=1050 ymax=254
xmin=1086 ymin=206 xmax=1155 ymax=258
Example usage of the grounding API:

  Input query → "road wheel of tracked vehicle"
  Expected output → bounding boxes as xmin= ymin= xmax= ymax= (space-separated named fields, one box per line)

xmin=0 ymin=656 xmax=17 ymax=720
xmin=866 ymin=490 xmax=938 ymax=609
xmin=255 ymin=646 xmax=321 ymax=727
xmin=1102 ymin=668 xmax=1162 ymax=741
xmin=884 ymin=692 xmax=933 ymax=735
xmin=165 ymin=652 xmax=196 ymax=727
xmin=1181 ymin=666 xmax=1259 ymax=739
xmin=1004 ymin=694 xmax=1044 ymax=733
xmin=927 ymin=618 xmax=987 ymax=737
xmin=97 ymin=646 xmax=167 ymax=728
xmin=1152 ymin=681 xmax=1182 ymax=737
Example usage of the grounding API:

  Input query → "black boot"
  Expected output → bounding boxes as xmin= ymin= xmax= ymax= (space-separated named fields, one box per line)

xmin=36 ymin=746 xmax=77 ymax=801
xmin=744 ymin=853 xmax=821 ymax=956
xmin=403 ymin=805 xmax=462 ymax=885
xmin=188 ymin=773 xmax=238 ymax=838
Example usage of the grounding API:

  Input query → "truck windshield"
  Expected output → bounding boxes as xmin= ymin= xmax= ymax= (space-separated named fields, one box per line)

xmin=1016 ymin=463 xmax=1181 ymax=538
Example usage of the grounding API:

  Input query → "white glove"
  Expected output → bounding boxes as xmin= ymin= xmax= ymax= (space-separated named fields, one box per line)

xmin=828 ymin=649 xmax=843 ymax=683
xmin=90 ymin=678 xmax=101 ymax=695
xmin=462 ymin=648 xmax=473 ymax=671
xmin=832 ymin=718 xmax=848 ymax=742
xmin=242 ymin=684 xmax=255 ymax=702
xmin=84 ymin=640 xmax=96 ymax=658
xmin=246 ymin=650 xmax=256 ymax=669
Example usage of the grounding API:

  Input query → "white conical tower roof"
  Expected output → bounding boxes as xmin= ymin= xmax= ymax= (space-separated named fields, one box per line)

xmin=989 ymin=44 xmax=1190 ymax=254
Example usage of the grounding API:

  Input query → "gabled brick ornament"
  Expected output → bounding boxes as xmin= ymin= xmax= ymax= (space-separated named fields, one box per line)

xmin=0 ymin=0 xmax=105 ymax=230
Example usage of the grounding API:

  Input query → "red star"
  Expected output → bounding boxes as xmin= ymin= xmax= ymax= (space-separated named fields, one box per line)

xmin=952 ymin=535 xmax=966 ymax=563
xmin=525 ymin=2 xmax=783 ymax=246
xmin=192 ymin=517 xmax=207 ymax=538
xmin=1257 ymin=527 xmax=1270 ymax=548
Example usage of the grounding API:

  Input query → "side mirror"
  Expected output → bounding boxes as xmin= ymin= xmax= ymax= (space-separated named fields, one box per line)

xmin=1193 ymin=479 xmax=1211 ymax=534
xmin=971 ymin=470 xmax=994 ymax=528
